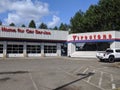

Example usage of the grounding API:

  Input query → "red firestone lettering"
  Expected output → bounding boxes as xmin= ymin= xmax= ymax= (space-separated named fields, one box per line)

xmin=108 ymin=34 xmax=112 ymax=39
xmin=73 ymin=35 xmax=77 ymax=41
xmin=98 ymin=34 xmax=101 ymax=39
xmin=94 ymin=35 xmax=96 ymax=39
xmin=103 ymin=34 xmax=106 ymax=39
xmin=81 ymin=36 xmax=83 ymax=40
xmin=89 ymin=35 xmax=92 ymax=40
xmin=85 ymin=36 xmax=87 ymax=40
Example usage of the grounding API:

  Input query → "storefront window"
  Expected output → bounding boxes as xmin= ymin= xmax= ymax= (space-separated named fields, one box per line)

xmin=27 ymin=45 xmax=41 ymax=53
xmin=0 ymin=44 xmax=3 ymax=53
xmin=75 ymin=42 xmax=110 ymax=51
xmin=7 ymin=44 xmax=23 ymax=53
xmin=44 ymin=45 xmax=57 ymax=53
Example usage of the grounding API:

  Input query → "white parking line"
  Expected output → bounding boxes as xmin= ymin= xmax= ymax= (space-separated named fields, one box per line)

xmin=59 ymin=68 xmax=105 ymax=90
xmin=97 ymin=67 xmax=108 ymax=70
xmin=83 ymin=68 xmax=89 ymax=74
xmin=87 ymin=70 xmax=95 ymax=83
xmin=28 ymin=73 xmax=39 ymax=90
xmin=111 ymin=74 xmax=116 ymax=89
xmin=83 ymin=80 xmax=105 ymax=90
xmin=73 ymin=66 xmax=83 ymax=74
xmin=99 ymin=71 xmax=103 ymax=88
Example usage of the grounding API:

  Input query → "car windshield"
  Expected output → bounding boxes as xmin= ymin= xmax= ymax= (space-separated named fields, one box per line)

xmin=106 ymin=50 xmax=113 ymax=53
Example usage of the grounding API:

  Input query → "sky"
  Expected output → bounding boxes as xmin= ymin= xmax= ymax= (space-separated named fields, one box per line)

xmin=0 ymin=0 xmax=99 ymax=28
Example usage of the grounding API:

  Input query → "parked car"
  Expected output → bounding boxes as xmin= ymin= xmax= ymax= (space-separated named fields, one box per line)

xmin=96 ymin=48 xmax=120 ymax=62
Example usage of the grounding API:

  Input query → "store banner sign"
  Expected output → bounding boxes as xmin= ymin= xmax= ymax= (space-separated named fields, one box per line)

xmin=0 ymin=27 xmax=51 ymax=35
xmin=72 ymin=34 xmax=112 ymax=41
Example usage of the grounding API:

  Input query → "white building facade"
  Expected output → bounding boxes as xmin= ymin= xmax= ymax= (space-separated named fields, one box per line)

xmin=0 ymin=26 xmax=68 ymax=58
xmin=67 ymin=31 xmax=120 ymax=58
xmin=1 ymin=25 xmax=120 ymax=58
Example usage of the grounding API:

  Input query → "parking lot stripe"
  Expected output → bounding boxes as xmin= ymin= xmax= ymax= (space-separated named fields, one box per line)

xmin=83 ymin=68 xmax=89 ymax=74
xmin=28 ymin=73 xmax=39 ymax=90
xmin=87 ymin=70 xmax=95 ymax=83
xmin=73 ymin=66 xmax=83 ymax=74
xmin=59 ymin=68 xmax=105 ymax=90
xmin=111 ymin=74 xmax=114 ymax=82
xmin=99 ymin=71 xmax=103 ymax=88
xmin=111 ymin=74 xmax=116 ymax=89
xmin=70 ymin=66 xmax=82 ymax=73
xmin=83 ymin=80 xmax=105 ymax=90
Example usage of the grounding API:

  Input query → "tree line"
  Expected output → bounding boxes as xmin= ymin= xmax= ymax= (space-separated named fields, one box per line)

xmin=0 ymin=19 xmax=69 ymax=31
xmin=0 ymin=0 xmax=120 ymax=33
xmin=70 ymin=0 xmax=120 ymax=33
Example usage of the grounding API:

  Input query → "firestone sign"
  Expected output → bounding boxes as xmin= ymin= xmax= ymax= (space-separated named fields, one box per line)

xmin=72 ymin=34 xmax=112 ymax=41
xmin=0 ymin=27 xmax=51 ymax=35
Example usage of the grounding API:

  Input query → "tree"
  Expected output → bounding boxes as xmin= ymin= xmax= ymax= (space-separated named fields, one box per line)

xmin=0 ymin=20 xmax=2 ymax=25
xmin=53 ymin=26 xmax=58 ymax=30
xmin=84 ymin=5 xmax=101 ymax=32
xmin=9 ymin=23 xmax=15 ymax=26
xmin=21 ymin=24 xmax=26 ymax=27
xmin=59 ymin=23 xmax=69 ymax=31
xmin=28 ymin=20 xmax=36 ymax=28
xmin=39 ymin=22 xmax=48 ymax=29
xmin=70 ymin=10 xmax=84 ymax=33
xmin=70 ymin=0 xmax=120 ymax=33
xmin=98 ymin=0 xmax=120 ymax=30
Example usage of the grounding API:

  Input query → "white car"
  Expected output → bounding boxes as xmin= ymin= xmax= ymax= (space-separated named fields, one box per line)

xmin=96 ymin=48 xmax=120 ymax=62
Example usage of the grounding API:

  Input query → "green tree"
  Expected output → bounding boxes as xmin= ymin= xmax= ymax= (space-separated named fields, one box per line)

xmin=0 ymin=20 xmax=2 ymax=25
xmin=70 ymin=10 xmax=84 ymax=33
xmin=98 ymin=0 xmax=120 ymax=30
xmin=84 ymin=5 xmax=101 ymax=32
xmin=39 ymin=22 xmax=48 ymax=29
xmin=59 ymin=23 xmax=69 ymax=31
xmin=21 ymin=24 xmax=26 ymax=27
xmin=70 ymin=0 xmax=120 ymax=33
xmin=53 ymin=26 xmax=58 ymax=30
xmin=9 ymin=23 xmax=15 ymax=26
xmin=28 ymin=20 xmax=36 ymax=28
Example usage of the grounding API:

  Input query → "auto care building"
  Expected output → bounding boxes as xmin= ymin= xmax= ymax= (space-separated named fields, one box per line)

xmin=0 ymin=25 xmax=68 ymax=58
xmin=0 ymin=25 xmax=120 ymax=58
xmin=67 ymin=31 xmax=120 ymax=58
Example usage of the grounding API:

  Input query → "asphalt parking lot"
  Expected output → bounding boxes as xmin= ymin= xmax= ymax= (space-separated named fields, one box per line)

xmin=0 ymin=57 xmax=120 ymax=90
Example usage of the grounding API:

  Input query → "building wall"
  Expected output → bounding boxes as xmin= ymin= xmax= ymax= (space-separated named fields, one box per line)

xmin=0 ymin=26 xmax=68 ymax=58
xmin=0 ymin=41 xmax=63 ymax=58
xmin=0 ymin=26 xmax=68 ymax=41
xmin=68 ymin=31 xmax=120 ymax=58
xmin=1 ymin=25 xmax=120 ymax=58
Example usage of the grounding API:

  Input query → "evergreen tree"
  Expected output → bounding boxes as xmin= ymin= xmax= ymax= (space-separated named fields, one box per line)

xmin=21 ymin=24 xmax=26 ymax=27
xmin=59 ymin=23 xmax=69 ymax=31
xmin=28 ymin=20 xmax=36 ymax=28
xmin=70 ymin=0 xmax=120 ymax=33
xmin=70 ymin=10 xmax=84 ymax=33
xmin=9 ymin=23 xmax=15 ymax=26
xmin=0 ymin=20 xmax=2 ymax=25
xmin=53 ymin=26 xmax=58 ymax=30
xmin=39 ymin=22 xmax=48 ymax=29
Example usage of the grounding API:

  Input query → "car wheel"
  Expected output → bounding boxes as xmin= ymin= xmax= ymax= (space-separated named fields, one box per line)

xmin=108 ymin=56 xmax=115 ymax=63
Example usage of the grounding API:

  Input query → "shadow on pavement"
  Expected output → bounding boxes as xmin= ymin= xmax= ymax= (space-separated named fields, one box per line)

xmin=53 ymin=72 xmax=94 ymax=90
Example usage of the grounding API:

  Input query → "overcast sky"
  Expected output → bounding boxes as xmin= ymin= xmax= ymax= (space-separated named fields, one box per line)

xmin=0 ymin=0 xmax=99 ymax=28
